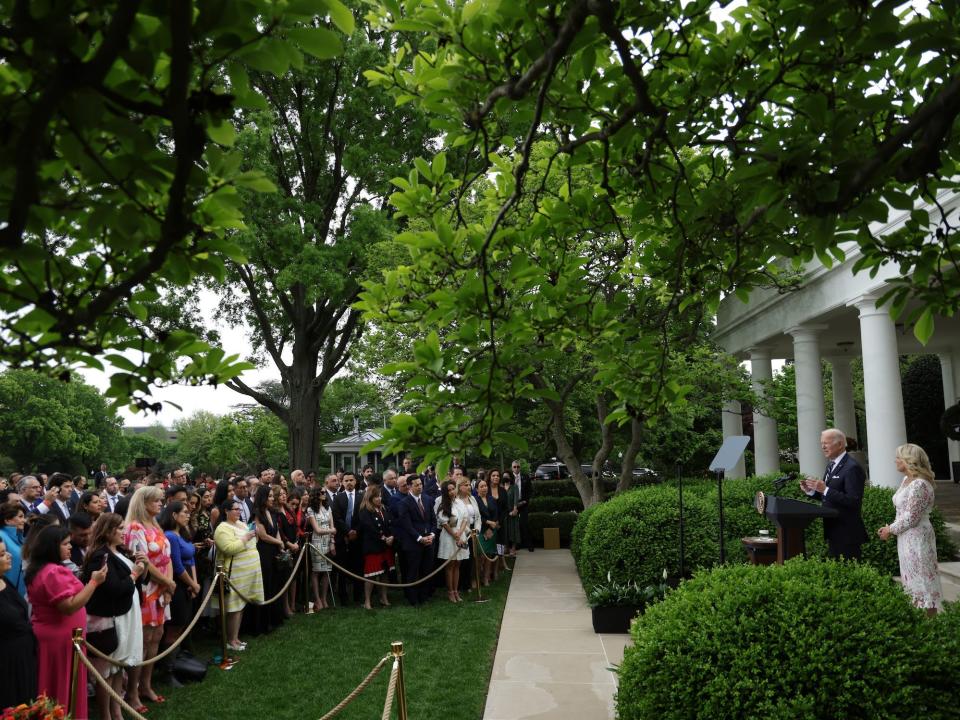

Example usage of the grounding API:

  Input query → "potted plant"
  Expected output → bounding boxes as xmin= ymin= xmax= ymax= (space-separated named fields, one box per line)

xmin=587 ymin=571 xmax=670 ymax=634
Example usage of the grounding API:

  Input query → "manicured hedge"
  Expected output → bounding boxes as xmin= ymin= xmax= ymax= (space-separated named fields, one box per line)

xmin=528 ymin=511 xmax=578 ymax=547
xmin=617 ymin=560 xmax=958 ymax=719
xmin=570 ymin=502 xmax=602 ymax=565
xmin=574 ymin=475 xmax=958 ymax=590
xmin=529 ymin=495 xmax=582 ymax=513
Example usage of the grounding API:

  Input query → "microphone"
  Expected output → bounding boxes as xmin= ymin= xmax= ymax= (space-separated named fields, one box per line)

xmin=773 ymin=471 xmax=798 ymax=492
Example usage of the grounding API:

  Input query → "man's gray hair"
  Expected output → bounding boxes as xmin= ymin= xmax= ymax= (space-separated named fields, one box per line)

xmin=822 ymin=428 xmax=846 ymax=445
xmin=16 ymin=475 xmax=37 ymax=493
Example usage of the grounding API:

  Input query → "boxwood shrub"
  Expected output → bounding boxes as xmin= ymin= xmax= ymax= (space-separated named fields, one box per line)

xmin=570 ymin=502 xmax=602 ymax=565
xmin=617 ymin=560 xmax=958 ymax=719
xmin=528 ymin=511 xmax=578 ymax=547
xmin=576 ymin=475 xmax=957 ymax=590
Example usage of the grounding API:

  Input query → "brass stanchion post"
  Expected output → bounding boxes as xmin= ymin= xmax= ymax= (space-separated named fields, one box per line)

xmin=303 ymin=539 xmax=312 ymax=613
xmin=68 ymin=627 xmax=83 ymax=716
xmin=391 ymin=641 xmax=408 ymax=720
xmin=216 ymin=564 xmax=232 ymax=668
xmin=472 ymin=534 xmax=488 ymax=603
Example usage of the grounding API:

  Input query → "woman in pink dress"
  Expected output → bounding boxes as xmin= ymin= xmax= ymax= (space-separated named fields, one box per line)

xmin=124 ymin=486 xmax=175 ymax=710
xmin=25 ymin=525 xmax=107 ymax=719
xmin=877 ymin=443 xmax=944 ymax=615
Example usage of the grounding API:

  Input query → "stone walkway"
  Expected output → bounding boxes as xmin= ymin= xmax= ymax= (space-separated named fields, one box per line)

xmin=483 ymin=550 xmax=629 ymax=720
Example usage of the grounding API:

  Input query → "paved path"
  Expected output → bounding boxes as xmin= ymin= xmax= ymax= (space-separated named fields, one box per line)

xmin=483 ymin=550 xmax=630 ymax=720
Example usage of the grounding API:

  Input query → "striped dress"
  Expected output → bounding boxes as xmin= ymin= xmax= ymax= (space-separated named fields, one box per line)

xmin=213 ymin=521 xmax=264 ymax=613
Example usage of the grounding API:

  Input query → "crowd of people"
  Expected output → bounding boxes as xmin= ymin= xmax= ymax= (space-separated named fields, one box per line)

xmin=0 ymin=458 xmax=537 ymax=718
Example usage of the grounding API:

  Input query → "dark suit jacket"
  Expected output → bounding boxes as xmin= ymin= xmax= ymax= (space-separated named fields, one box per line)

xmin=49 ymin=501 xmax=70 ymax=525
xmin=394 ymin=493 xmax=436 ymax=552
xmin=332 ymin=490 xmax=362 ymax=544
xmin=516 ymin=474 xmax=534 ymax=508
xmin=814 ymin=453 xmax=869 ymax=552
xmin=358 ymin=508 xmax=393 ymax=556
xmin=114 ymin=494 xmax=131 ymax=520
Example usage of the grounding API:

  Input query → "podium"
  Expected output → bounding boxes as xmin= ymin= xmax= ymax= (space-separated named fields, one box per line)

xmin=756 ymin=494 xmax=838 ymax=563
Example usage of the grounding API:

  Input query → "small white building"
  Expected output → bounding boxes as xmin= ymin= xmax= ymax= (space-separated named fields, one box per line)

xmin=321 ymin=428 xmax=401 ymax=475
xmin=714 ymin=191 xmax=960 ymax=488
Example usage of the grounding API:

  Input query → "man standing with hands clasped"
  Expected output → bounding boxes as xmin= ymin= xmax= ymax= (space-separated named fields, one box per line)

xmin=799 ymin=428 xmax=869 ymax=560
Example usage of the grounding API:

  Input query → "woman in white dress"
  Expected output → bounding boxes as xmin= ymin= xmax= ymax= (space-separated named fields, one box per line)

xmin=437 ymin=477 xmax=482 ymax=602
xmin=82 ymin=513 xmax=145 ymax=720
xmin=877 ymin=443 xmax=943 ymax=615
xmin=306 ymin=488 xmax=336 ymax=610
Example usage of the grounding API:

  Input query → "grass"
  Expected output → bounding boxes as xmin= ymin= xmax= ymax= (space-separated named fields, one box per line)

xmin=138 ymin=570 xmax=512 ymax=720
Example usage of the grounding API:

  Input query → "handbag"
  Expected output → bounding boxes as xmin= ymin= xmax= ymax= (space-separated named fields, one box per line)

xmin=275 ymin=549 xmax=293 ymax=569
xmin=87 ymin=627 xmax=119 ymax=655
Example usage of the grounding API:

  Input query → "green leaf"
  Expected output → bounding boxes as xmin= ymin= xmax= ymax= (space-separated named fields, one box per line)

xmin=913 ymin=307 xmax=934 ymax=345
xmin=207 ymin=121 xmax=236 ymax=147
xmin=321 ymin=0 xmax=355 ymax=35
xmin=287 ymin=27 xmax=343 ymax=60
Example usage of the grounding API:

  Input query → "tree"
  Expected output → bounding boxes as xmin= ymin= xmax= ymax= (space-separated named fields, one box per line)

xmin=219 ymin=9 xmax=435 ymax=469
xmin=0 ymin=0 xmax=354 ymax=410
xmin=358 ymin=0 xmax=960 ymax=486
xmin=0 ymin=369 xmax=125 ymax=472
xmin=172 ymin=407 xmax=287 ymax=476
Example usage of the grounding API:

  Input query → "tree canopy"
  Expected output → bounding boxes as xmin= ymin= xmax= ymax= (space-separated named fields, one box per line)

xmin=0 ymin=0 xmax=355 ymax=411
xmin=358 ymin=0 xmax=960 ymax=481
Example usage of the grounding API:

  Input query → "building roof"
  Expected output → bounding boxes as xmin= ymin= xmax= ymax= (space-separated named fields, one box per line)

xmin=322 ymin=429 xmax=384 ymax=452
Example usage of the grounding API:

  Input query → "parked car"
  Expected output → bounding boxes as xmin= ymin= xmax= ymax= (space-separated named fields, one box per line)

xmin=534 ymin=461 xmax=570 ymax=480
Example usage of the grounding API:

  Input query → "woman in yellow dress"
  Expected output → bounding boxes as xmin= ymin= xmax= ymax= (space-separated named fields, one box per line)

xmin=213 ymin=500 xmax=264 ymax=651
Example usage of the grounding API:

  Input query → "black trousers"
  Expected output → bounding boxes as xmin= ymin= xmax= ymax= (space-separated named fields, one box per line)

xmin=402 ymin=544 xmax=434 ymax=605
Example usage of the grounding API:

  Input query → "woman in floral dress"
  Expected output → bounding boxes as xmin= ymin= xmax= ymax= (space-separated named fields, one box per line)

xmin=877 ymin=443 xmax=943 ymax=615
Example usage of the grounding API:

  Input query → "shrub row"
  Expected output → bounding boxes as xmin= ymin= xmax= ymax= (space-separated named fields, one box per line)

xmin=618 ymin=560 xmax=960 ymax=719
xmin=574 ymin=475 xmax=958 ymax=591
xmin=528 ymin=495 xmax=582 ymax=513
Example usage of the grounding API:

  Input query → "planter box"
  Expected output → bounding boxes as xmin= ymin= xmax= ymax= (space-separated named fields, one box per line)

xmin=591 ymin=604 xmax=641 ymax=634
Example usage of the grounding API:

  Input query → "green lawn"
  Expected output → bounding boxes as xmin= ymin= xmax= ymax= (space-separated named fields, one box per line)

xmin=140 ymin=571 xmax=511 ymax=720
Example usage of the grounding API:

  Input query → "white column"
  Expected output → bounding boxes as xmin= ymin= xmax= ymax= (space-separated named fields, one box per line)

xmin=939 ymin=353 xmax=960 ymax=480
xmin=749 ymin=347 xmax=780 ymax=476
xmin=788 ymin=325 xmax=828 ymax=478
xmin=829 ymin=356 xmax=858 ymax=441
xmin=852 ymin=296 xmax=907 ymax=489
xmin=721 ymin=400 xmax=747 ymax=478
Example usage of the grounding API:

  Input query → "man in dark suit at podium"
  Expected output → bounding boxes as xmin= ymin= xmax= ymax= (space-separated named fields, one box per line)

xmin=800 ymin=428 xmax=869 ymax=560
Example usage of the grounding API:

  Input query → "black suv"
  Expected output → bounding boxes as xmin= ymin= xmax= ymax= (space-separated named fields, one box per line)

xmin=534 ymin=461 xmax=570 ymax=480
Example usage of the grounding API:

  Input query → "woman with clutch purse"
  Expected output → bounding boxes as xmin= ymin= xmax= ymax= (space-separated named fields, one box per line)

xmin=83 ymin=513 xmax=146 ymax=720
xmin=124 ymin=485 xmax=176 ymax=709
xmin=213 ymin=500 xmax=263 ymax=652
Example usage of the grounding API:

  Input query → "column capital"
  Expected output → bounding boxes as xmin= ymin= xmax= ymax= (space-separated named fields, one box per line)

xmin=848 ymin=293 xmax=889 ymax=317
xmin=824 ymin=354 xmax=854 ymax=365
xmin=786 ymin=324 xmax=828 ymax=341
xmin=747 ymin=346 xmax=774 ymax=361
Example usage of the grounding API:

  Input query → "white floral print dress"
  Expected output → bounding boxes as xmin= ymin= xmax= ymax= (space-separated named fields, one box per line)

xmin=889 ymin=477 xmax=943 ymax=611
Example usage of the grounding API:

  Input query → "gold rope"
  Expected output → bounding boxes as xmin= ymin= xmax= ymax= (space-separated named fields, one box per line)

xmin=83 ymin=573 xmax=218 ymax=668
xmin=224 ymin=542 xmax=308 ymax=606
xmin=73 ymin=639 xmax=148 ymax=720
xmin=305 ymin=531 xmax=476 ymax=587
xmin=381 ymin=658 xmax=399 ymax=720
xmin=317 ymin=655 xmax=392 ymax=720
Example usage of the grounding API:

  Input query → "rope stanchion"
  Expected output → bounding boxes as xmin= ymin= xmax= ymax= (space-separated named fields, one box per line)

xmin=83 ymin=571 xmax=219 ymax=668
xmin=225 ymin=542 xmax=308 ymax=606
xmin=73 ymin=636 xmax=149 ymax=720
xmin=316 ymin=654 xmax=392 ymax=720
xmin=68 ymin=627 xmax=83 ymax=717
xmin=392 ymin=641 xmax=408 ymax=720
xmin=471 ymin=533 xmax=490 ymax=603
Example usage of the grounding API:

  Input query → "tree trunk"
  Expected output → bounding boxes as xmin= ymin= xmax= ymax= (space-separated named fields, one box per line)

xmin=617 ymin=417 xmax=644 ymax=494
xmin=588 ymin=393 xmax=616 ymax=501
xmin=287 ymin=369 xmax=321 ymax=472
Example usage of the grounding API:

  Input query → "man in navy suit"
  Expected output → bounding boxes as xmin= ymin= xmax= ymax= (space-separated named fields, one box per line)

xmin=36 ymin=473 xmax=74 ymax=525
xmin=332 ymin=471 xmax=363 ymax=604
xmin=800 ymin=428 xmax=869 ymax=560
xmin=394 ymin=475 xmax=436 ymax=606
